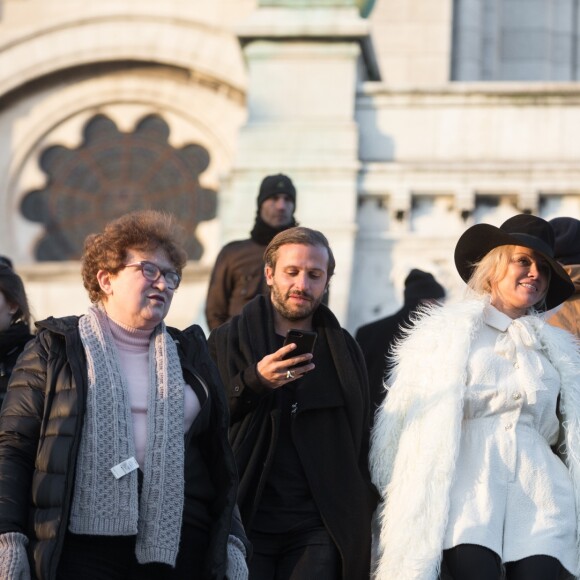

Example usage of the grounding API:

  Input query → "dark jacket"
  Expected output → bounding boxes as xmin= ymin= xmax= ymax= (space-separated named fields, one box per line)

xmin=355 ymin=302 xmax=421 ymax=424
xmin=0 ymin=322 xmax=33 ymax=408
xmin=208 ymin=295 xmax=377 ymax=580
xmin=0 ymin=315 xmax=247 ymax=580
xmin=548 ymin=264 xmax=580 ymax=339
xmin=205 ymin=238 xmax=269 ymax=331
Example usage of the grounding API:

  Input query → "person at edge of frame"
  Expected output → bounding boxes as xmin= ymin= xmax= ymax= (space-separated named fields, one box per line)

xmin=0 ymin=210 xmax=249 ymax=580
xmin=547 ymin=216 xmax=580 ymax=339
xmin=0 ymin=259 xmax=34 ymax=409
xmin=370 ymin=214 xmax=580 ymax=580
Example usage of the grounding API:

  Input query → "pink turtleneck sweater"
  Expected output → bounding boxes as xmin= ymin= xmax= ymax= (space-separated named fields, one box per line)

xmin=107 ymin=317 xmax=201 ymax=466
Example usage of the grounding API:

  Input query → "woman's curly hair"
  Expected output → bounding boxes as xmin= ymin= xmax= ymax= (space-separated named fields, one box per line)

xmin=82 ymin=210 xmax=187 ymax=304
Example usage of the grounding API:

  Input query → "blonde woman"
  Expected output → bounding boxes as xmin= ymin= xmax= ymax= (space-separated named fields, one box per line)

xmin=371 ymin=214 xmax=580 ymax=580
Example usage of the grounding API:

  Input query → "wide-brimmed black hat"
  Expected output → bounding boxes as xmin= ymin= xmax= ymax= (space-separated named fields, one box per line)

xmin=454 ymin=214 xmax=574 ymax=310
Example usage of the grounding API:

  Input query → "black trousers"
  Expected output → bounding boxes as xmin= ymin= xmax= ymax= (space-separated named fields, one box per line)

xmin=443 ymin=544 xmax=563 ymax=580
xmin=249 ymin=527 xmax=340 ymax=580
xmin=56 ymin=522 xmax=210 ymax=580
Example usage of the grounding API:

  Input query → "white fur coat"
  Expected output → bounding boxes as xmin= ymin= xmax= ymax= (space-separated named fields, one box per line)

xmin=369 ymin=299 xmax=580 ymax=580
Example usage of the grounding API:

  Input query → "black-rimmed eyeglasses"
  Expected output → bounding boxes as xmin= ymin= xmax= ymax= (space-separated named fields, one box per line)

xmin=124 ymin=260 xmax=181 ymax=290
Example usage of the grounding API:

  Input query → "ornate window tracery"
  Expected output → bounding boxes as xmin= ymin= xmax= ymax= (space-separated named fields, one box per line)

xmin=21 ymin=114 xmax=217 ymax=261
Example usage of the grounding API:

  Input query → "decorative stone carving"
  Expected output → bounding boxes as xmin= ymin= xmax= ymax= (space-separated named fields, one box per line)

xmin=21 ymin=114 xmax=217 ymax=261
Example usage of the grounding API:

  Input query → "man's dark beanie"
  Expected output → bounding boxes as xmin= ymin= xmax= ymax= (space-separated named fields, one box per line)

xmin=404 ymin=269 xmax=446 ymax=303
xmin=257 ymin=174 xmax=296 ymax=208
xmin=550 ymin=217 xmax=580 ymax=265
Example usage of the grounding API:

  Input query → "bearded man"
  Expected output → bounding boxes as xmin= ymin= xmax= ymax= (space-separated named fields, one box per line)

xmin=208 ymin=227 xmax=376 ymax=580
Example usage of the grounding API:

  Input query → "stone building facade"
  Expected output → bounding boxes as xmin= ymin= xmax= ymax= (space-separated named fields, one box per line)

xmin=1 ymin=0 xmax=579 ymax=332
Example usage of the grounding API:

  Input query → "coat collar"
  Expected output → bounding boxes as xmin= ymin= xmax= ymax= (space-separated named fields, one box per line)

xmin=483 ymin=303 xmax=512 ymax=332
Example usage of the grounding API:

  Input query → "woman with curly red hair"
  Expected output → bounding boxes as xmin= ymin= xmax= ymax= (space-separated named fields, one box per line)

xmin=0 ymin=210 xmax=249 ymax=580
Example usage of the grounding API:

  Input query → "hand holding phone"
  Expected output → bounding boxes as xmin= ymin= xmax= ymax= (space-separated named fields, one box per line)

xmin=256 ymin=329 xmax=317 ymax=388
xmin=282 ymin=329 xmax=317 ymax=368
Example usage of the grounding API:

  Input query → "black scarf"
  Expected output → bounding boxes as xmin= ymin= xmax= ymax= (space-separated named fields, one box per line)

xmin=250 ymin=216 xmax=298 ymax=246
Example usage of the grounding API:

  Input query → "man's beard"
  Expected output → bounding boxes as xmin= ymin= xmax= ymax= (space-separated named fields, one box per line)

xmin=270 ymin=282 xmax=324 ymax=321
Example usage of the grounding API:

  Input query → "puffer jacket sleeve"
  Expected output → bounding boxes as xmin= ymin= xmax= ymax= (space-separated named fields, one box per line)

xmin=0 ymin=332 xmax=49 ymax=534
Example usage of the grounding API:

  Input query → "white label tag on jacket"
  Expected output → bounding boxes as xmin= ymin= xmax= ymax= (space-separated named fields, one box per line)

xmin=111 ymin=457 xmax=139 ymax=479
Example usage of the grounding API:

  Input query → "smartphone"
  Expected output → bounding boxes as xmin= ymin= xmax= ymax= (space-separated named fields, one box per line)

xmin=282 ymin=329 xmax=317 ymax=367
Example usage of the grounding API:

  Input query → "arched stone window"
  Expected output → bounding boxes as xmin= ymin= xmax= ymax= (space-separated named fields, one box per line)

xmin=21 ymin=114 xmax=217 ymax=261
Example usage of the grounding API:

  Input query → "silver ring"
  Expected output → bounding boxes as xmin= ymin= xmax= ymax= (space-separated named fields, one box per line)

xmin=286 ymin=369 xmax=295 ymax=380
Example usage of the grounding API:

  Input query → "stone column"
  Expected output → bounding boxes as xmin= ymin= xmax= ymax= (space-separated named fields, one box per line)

xmin=222 ymin=0 xmax=379 ymax=324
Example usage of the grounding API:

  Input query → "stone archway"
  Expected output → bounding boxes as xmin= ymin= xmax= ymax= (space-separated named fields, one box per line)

xmin=0 ymin=12 xmax=247 ymax=100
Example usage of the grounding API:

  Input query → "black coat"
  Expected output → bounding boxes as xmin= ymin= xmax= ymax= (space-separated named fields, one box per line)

xmin=209 ymin=295 xmax=378 ymax=580
xmin=355 ymin=302 xmax=420 ymax=424
xmin=0 ymin=316 xmax=246 ymax=580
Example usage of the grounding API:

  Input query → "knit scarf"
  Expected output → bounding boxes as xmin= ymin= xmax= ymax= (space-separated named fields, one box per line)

xmin=70 ymin=306 xmax=185 ymax=566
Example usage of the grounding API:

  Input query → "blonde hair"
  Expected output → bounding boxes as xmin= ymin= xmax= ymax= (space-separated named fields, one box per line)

xmin=467 ymin=244 xmax=549 ymax=310
xmin=467 ymin=246 xmax=512 ymax=296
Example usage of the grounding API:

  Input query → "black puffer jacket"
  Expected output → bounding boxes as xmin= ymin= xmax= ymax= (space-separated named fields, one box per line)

xmin=0 ymin=316 xmax=246 ymax=580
